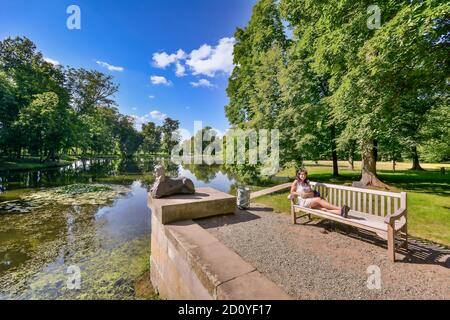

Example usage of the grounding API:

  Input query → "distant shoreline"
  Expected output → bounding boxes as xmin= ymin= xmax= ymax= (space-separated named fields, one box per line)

xmin=0 ymin=158 xmax=75 ymax=172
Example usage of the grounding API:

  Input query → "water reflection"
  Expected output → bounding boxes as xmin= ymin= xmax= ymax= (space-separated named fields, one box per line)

xmin=0 ymin=158 xmax=239 ymax=299
xmin=179 ymin=164 xmax=236 ymax=192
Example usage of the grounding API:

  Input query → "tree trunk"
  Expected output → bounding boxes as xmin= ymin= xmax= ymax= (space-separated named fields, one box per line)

xmin=353 ymin=140 xmax=390 ymax=189
xmin=410 ymin=146 xmax=424 ymax=171
xmin=348 ymin=156 xmax=354 ymax=171
xmin=330 ymin=125 xmax=339 ymax=176
xmin=373 ymin=140 xmax=378 ymax=162
xmin=348 ymin=141 xmax=356 ymax=171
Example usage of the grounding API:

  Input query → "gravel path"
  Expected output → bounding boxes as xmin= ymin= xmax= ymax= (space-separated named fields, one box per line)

xmin=196 ymin=204 xmax=450 ymax=300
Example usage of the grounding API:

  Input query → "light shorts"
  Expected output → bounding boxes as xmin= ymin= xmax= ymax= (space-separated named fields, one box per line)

xmin=298 ymin=198 xmax=315 ymax=208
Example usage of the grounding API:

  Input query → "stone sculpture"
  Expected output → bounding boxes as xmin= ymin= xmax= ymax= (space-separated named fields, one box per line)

xmin=150 ymin=165 xmax=195 ymax=198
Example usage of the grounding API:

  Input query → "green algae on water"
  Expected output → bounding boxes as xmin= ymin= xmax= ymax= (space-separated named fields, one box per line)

xmin=0 ymin=184 xmax=130 ymax=214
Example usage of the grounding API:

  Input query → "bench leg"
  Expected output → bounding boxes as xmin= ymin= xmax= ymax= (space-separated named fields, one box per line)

xmin=291 ymin=207 xmax=297 ymax=225
xmin=387 ymin=225 xmax=395 ymax=263
xmin=402 ymin=225 xmax=408 ymax=250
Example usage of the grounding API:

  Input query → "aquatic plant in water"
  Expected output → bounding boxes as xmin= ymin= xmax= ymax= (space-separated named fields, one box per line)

xmin=56 ymin=184 xmax=113 ymax=195
xmin=0 ymin=184 xmax=131 ymax=214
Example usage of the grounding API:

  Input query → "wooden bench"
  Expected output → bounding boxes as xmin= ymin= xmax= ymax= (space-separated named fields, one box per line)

xmin=290 ymin=182 xmax=408 ymax=262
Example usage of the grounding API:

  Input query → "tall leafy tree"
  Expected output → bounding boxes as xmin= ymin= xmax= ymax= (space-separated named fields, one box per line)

xmin=65 ymin=68 xmax=119 ymax=114
xmin=64 ymin=68 xmax=119 ymax=155
xmin=0 ymin=36 xmax=70 ymax=158
xmin=142 ymin=122 xmax=162 ymax=154
xmin=0 ymin=70 xmax=18 ymax=156
xmin=226 ymin=0 xmax=288 ymax=127
xmin=14 ymin=92 xmax=73 ymax=161
xmin=225 ymin=0 xmax=289 ymax=177
xmin=116 ymin=116 xmax=143 ymax=157
xmin=161 ymin=117 xmax=180 ymax=154
xmin=329 ymin=0 xmax=449 ymax=186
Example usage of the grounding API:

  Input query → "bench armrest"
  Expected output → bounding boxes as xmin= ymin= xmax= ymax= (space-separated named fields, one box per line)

xmin=384 ymin=208 xmax=407 ymax=225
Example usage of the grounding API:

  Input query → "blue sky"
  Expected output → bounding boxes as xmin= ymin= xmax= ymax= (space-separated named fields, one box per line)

xmin=0 ymin=0 xmax=256 ymax=134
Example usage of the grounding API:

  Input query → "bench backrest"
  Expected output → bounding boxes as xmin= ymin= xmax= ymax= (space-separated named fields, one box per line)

xmin=310 ymin=182 xmax=407 ymax=217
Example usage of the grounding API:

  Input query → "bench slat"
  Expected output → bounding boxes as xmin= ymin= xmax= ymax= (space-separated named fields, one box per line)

xmin=293 ymin=206 xmax=405 ymax=234
xmin=309 ymin=182 xmax=401 ymax=198
xmin=374 ymin=194 xmax=380 ymax=216
xmin=381 ymin=195 xmax=385 ymax=217
xmin=329 ymin=187 xmax=333 ymax=204
xmin=363 ymin=193 xmax=367 ymax=213
xmin=347 ymin=190 xmax=351 ymax=207
xmin=387 ymin=197 xmax=392 ymax=215
xmin=357 ymin=192 xmax=362 ymax=212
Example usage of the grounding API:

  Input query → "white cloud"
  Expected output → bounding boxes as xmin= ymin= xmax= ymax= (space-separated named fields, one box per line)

xmin=148 ymin=95 xmax=155 ymax=99
xmin=152 ymin=49 xmax=186 ymax=68
xmin=150 ymin=76 xmax=172 ymax=86
xmin=150 ymin=38 xmax=235 ymax=78
xmin=186 ymin=37 xmax=235 ymax=77
xmin=131 ymin=115 xmax=147 ymax=131
xmin=175 ymin=62 xmax=186 ymax=77
xmin=44 ymin=57 xmax=60 ymax=66
xmin=96 ymin=61 xmax=124 ymax=72
xmin=132 ymin=107 xmax=137 ymax=111
xmin=190 ymin=79 xmax=215 ymax=88
xmin=149 ymin=110 xmax=168 ymax=121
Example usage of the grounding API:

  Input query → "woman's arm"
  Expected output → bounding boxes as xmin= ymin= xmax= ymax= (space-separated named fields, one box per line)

xmin=290 ymin=181 xmax=301 ymax=196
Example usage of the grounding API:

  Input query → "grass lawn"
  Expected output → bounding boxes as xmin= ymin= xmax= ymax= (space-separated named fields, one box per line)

xmin=0 ymin=156 xmax=77 ymax=171
xmin=255 ymin=161 xmax=450 ymax=246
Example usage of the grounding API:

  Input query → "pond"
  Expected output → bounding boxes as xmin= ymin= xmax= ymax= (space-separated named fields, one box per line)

xmin=0 ymin=158 xmax=238 ymax=300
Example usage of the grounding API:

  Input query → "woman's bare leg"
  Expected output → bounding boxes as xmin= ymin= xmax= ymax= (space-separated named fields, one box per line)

xmin=317 ymin=199 xmax=341 ymax=211
xmin=322 ymin=208 xmax=342 ymax=215
xmin=311 ymin=198 xmax=343 ymax=216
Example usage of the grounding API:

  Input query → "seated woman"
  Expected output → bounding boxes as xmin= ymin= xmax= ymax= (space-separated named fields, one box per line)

xmin=290 ymin=169 xmax=350 ymax=218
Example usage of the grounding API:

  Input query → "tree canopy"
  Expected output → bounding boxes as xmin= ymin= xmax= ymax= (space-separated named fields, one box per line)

xmin=226 ymin=0 xmax=449 ymax=187
xmin=0 ymin=37 xmax=180 ymax=161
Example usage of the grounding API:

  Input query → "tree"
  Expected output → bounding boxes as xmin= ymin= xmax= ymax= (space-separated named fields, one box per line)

xmin=0 ymin=36 xmax=70 ymax=158
xmin=78 ymin=106 xmax=119 ymax=156
xmin=142 ymin=122 xmax=162 ymax=154
xmin=419 ymin=102 xmax=450 ymax=163
xmin=116 ymin=116 xmax=143 ymax=157
xmin=14 ymin=92 xmax=73 ymax=161
xmin=0 ymin=36 xmax=180 ymax=161
xmin=0 ymin=70 xmax=18 ymax=156
xmin=65 ymin=68 xmax=119 ymax=114
xmin=225 ymin=0 xmax=289 ymax=178
xmin=64 ymin=68 xmax=119 ymax=155
xmin=161 ymin=117 xmax=180 ymax=154
xmin=226 ymin=0 xmax=288 ymax=128
xmin=329 ymin=0 xmax=449 ymax=187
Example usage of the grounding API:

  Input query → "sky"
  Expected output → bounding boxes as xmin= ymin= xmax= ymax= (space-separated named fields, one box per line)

xmin=0 ymin=0 xmax=256 ymax=135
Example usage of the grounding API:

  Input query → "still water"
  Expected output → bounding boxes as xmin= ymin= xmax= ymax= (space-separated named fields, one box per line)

xmin=0 ymin=158 xmax=237 ymax=299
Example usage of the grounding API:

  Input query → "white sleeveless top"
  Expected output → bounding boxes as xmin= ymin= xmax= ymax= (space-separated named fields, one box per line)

xmin=296 ymin=181 xmax=312 ymax=199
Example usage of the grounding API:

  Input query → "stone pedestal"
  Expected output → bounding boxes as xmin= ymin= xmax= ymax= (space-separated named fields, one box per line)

xmin=148 ymin=187 xmax=236 ymax=225
xmin=148 ymin=187 xmax=291 ymax=300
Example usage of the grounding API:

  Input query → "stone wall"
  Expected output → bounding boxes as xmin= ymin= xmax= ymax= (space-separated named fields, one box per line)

xmin=149 ymin=188 xmax=290 ymax=300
